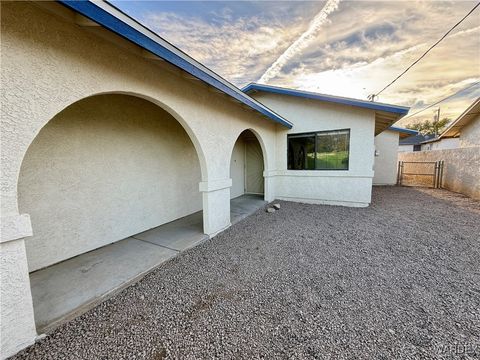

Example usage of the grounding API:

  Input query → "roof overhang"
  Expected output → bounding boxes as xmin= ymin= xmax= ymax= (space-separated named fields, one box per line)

xmin=387 ymin=126 xmax=419 ymax=138
xmin=242 ymin=83 xmax=410 ymax=135
xmin=56 ymin=1 xmax=293 ymax=129
xmin=439 ymin=97 xmax=480 ymax=139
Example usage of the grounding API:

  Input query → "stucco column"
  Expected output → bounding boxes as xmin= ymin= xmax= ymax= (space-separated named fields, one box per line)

xmin=199 ymin=179 xmax=232 ymax=236
xmin=263 ymin=170 xmax=276 ymax=202
xmin=1 ymin=214 xmax=37 ymax=359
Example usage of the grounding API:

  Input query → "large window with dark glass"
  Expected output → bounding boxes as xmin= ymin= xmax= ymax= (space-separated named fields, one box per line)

xmin=287 ymin=129 xmax=350 ymax=170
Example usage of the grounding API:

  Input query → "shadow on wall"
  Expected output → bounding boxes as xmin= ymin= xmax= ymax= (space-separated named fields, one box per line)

xmin=18 ymin=94 xmax=203 ymax=272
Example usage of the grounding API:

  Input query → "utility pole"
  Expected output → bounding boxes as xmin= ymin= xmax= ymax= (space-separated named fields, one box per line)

xmin=434 ymin=107 xmax=441 ymax=136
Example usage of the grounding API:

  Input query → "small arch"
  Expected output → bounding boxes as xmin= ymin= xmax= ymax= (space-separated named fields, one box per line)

xmin=229 ymin=128 xmax=267 ymax=200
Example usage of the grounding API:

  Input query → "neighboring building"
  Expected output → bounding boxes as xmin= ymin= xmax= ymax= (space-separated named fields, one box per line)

xmin=420 ymin=137 xmax=460 ymax=151
xmin=398 ymin=98 xmax=480 ymax=199
xmin=420 ymin=98 xmax=480 ymax=150
xmin=398 ymin=133 xmax=435 ymax=152
xmin=373 ymin=126 xmax=418 ymax=185
xmin=0 ymin=2 xmax=408 ymax=358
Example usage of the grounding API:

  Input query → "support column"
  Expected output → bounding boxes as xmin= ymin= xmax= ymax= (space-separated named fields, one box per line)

xmin=1 ymin=214 xmax=37 ymax=359
xmin=263 ymin=170 xmax=276 ymax=202
xmin=199 ymin=179 xmax=232 ymax=236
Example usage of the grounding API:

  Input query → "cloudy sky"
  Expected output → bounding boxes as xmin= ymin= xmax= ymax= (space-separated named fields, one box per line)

xmin=112 ymin=1 xmax=480 ymax=126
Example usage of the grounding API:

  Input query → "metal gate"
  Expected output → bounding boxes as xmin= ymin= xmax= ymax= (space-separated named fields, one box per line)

xmin=397 ymin=161 xmax=444 ymax=188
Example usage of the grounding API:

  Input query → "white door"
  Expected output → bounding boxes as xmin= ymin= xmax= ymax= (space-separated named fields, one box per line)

xmin=245 ymin=140 xmax=264 ymax=194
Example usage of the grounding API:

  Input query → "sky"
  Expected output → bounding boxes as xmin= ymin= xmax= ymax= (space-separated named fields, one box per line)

xmin=111 ymin=0 xmax=480 ymax=127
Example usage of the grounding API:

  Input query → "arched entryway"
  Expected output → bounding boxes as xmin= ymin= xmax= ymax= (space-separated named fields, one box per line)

xmin=18 ymin=93 xmax=207 ymax=331
xmin=229 ymin=129 xmax=267 ymax=223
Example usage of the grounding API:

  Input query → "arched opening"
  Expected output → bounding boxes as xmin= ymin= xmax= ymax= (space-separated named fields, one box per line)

xmin=229 ymin=129 xmax=267 ymax=224
xmin=18 ymin=94 xmax=207 ymax=331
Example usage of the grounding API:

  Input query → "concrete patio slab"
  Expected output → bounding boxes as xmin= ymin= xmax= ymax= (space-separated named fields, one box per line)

xmin=28 ymin=194 xmax=266 ymax=334
xmin=230 ymin=194 xmax=266 ymax=224
xmin=134 ymin=211 xmax=207 ymax=251
xmin=30 ymin=238 xmax=177 ymax=332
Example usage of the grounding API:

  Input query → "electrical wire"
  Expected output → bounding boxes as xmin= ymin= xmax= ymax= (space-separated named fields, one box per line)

xmin=374 ymin=2 xmax=480 ymax=97
xmin=402 ymin=81 xmax=480 ymax=119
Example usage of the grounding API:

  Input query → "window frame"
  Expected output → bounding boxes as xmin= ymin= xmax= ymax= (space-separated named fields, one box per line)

xmin=287 ymin=128 xmax=351 ymax=171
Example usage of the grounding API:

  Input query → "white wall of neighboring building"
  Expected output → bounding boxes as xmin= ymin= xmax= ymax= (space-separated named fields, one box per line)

xmin=398 ymin=144 xmax=414 ymax=152
xmin=459 ymin=114 xmax=480 ymax=148
xmin=373 ymin=130 xmax=399 ymax=185
xmin=421 ymin=138 xmax=459 ymax=151
xmin=18 ymin=94 xmax=203 ymax=272
xmin=251 ymin=93 xmax=376 ymax=207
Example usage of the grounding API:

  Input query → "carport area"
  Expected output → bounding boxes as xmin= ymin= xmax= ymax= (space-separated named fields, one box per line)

xmin=14 ymin=187 xmax=480 ymax=359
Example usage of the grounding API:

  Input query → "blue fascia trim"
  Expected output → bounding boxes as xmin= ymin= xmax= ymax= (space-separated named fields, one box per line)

xmin=388 ymin=126 xmax=418 ymax=135
xmin=57 ymin=1 xmax=293 ymax=129
xmin=243 ymin=83 xmax=410 ymax=117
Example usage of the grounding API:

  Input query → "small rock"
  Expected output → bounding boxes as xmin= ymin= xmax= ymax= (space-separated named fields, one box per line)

xmin=35 ymin=334 xmax=47 ymax=342
xmin=273 ymin=203 xmax=281 ymax=210
xmin=266 ymin=207 xmax=276 ymax=213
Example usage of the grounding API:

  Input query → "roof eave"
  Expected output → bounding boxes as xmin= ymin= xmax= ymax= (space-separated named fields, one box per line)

xmin=56 ymin=1 xmax=293 ymax=129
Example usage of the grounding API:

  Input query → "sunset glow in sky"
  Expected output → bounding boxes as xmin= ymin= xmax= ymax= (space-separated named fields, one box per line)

xmin=112 ymin=1 xmax=480 ymax=126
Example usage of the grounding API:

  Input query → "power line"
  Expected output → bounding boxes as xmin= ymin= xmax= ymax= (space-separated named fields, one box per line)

xmin=373 ymin=2 xmax=480 ymax=97
xmin=403 ymin=81 xmax=480 ymax=120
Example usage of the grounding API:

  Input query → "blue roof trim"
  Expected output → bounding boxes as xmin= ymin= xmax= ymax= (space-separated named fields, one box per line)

xmin=388 ymin=126 xmax=418 ymax=135
xmin=243 ymin=83 xmax=410 ymax=117
xmin=57 ymin=1 xmax=293 ymax=129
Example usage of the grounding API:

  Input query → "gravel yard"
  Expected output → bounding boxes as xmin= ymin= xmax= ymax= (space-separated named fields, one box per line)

xmin=13 ymin=187 xmax=480 ymax=359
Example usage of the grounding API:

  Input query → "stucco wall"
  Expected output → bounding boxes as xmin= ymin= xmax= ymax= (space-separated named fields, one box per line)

xmin=460 ymin=114 xmax=480 ymax=148
xmin=398 ymin=148 xmax=480 ymax=199
xmin=230 ymin=138 xmax=246 ymax=198
xmin=421 ymin=138 xmax=459 ymax=151
xmin=1 ymin=3 xmax=278 ymax=357
xmin=398 ymin=144 xmax=414 ymax=152
xmin=252 ymin=93 xmax=376 ymax=206
xmin=18 ymin=95 xmax=202 ymax=272
xmin=373 ymin=130 xmax=399 ymax=185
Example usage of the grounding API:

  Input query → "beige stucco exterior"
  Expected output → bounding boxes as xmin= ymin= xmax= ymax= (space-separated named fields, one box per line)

xmin=460 ymin=114 xmax=480 ymax=148
xmin=1 ymin=3 xmax=277 ymax=357
xmin=398 ymin=148 xmax=480 ymax=199
xmin=18 ymin=94 xmax=204 ymax=272
xmin=1 ymin=2 xmax=402 ymax=358
xmin=251 ymin=93 xmax=376 ymax=207
xmin=373 ymin=130 xmax=399 ymax=185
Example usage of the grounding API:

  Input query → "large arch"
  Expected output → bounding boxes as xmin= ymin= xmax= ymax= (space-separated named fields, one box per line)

xmin=18 ymin=93 xmax=206 ymax=272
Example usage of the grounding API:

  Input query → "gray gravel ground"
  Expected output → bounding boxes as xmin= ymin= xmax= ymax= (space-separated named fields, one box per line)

xmin=12 ymin=187 xmax=480 ymax=359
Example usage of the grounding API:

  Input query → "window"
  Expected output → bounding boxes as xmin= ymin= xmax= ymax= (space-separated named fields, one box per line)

xmin=288 ymin=129 xmax=350 ymax=170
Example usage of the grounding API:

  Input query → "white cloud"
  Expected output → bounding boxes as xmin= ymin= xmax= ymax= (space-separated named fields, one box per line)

xmin=258 ymin=0 xmax=341 ymax=83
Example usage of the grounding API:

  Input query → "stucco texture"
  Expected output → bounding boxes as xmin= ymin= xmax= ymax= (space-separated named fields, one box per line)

xmin=253 ymin=93 xmax=376 ymax=206
xmin=373 ymin=130 xmax=399 ymax=185
xmin=18 ymin=94 xmax=202 ymax=271
xmin=1 ymin=3 xmax=277 ymax=357
xmin=460 ymin=114 xmax=480 ymax=148
xmin=398 ymin=148 xmax=480 ymax=199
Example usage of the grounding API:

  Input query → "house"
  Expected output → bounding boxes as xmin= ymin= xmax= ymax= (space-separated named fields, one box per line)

xmin=0 ymin=2 xmax=408 ymax=358
xmin=398 ymin=133 xmax=435 ymax=152
xmin=242 ymin=84 xmax=410 ymax=192
xmin=372 ymin=126 xmax=418 ymax=185
xmin=420 ymin=97 xmax=480 ymax=150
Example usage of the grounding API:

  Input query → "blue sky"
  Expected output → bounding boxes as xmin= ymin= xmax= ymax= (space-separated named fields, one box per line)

xmin=110 ymin=1 xmax=480 ymax=126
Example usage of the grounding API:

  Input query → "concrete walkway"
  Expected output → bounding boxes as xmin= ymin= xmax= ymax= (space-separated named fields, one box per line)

xmin=29 ymin=194 xmax=265 ymax=332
